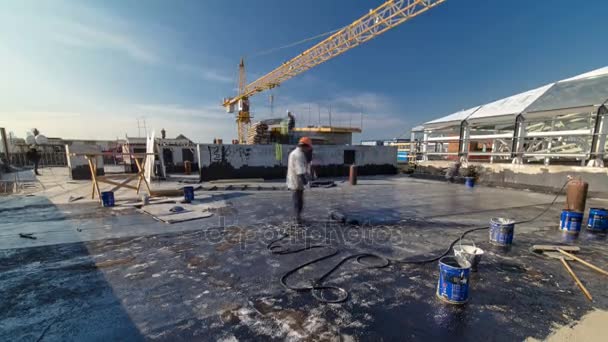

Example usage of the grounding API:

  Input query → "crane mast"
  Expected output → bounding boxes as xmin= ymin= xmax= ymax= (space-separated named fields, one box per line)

xmin=224 ymin=0 xmax=447 ymax=143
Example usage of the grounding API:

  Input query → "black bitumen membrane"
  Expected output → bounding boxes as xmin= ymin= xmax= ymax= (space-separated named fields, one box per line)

xmin=1 ymin=177 xmax=607 ymax=341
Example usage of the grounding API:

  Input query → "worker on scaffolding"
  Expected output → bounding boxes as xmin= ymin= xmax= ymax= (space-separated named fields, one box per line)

xmin=287 ymin=137 xmax=313 ymax=224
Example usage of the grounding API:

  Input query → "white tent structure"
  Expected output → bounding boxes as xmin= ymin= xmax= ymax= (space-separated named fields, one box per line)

xmin=412 ymin=66 xmax=608 ymax=167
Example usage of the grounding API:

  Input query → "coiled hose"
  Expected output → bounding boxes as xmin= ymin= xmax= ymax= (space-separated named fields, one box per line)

xmin=268 ymin=181 xmax=568 ymax=303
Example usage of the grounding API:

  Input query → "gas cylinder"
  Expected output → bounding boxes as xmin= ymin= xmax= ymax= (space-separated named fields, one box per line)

xmin=565 ymin=177 xmax=589 ymax=213
xmin=349 ymin=164 xmax=358 ymax=185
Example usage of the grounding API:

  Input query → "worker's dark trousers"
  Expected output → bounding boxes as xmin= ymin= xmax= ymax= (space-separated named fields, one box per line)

xmin=293 ymin=190 xmax=304 ymax=218
xmin=33 ymin=160 xmax=40 ymax=175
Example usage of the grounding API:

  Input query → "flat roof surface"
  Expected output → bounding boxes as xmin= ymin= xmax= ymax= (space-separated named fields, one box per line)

xmin=1 ymin=168 xmax=607 ymax=341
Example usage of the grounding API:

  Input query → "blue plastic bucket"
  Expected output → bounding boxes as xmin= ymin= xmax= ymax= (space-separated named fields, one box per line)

xmin=587 ymin=208 xmax=608 ymax=232
xmin=437 ymin=256 xmax=471 ymax=304
xmin=465 ymin=177 xmax=475 ymax=188
xmin=560 ymin=231 xmax=579 ymax=243
xmin=183 ymin=186 xmax=195 ymax=203
xmin=101 ymin=191 xmax=115 ymax=207
xmin=489 ymin=218 xmax=515 ymax=246
xmin=560 ymin=210 xmax=583 ymax=233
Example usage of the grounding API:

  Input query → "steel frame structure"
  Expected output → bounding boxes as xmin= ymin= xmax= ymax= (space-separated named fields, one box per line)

xmin=414 ymin=106 xmax=608 ymax=166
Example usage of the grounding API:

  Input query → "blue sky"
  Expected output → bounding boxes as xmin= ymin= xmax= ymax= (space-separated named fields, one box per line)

xmin=1 ymin=0 xmax=607 ymax=142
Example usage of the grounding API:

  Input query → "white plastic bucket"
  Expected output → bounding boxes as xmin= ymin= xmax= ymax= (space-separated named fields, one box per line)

xmin=453 ymin=239 xmax=484 ymax=272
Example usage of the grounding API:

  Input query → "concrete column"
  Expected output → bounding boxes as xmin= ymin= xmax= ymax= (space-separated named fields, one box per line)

xmin=511 ymin=114 xmax=526 ymax=164
xmin=490 ymin=139 xmax=497 ymax=164
xmin=588 ymin=106 xmax=607 ymax=167
xmin=0 ymin=128 xmax=9 ymax=165
xmin=410 ymin=131 xmax=416 ymax=162
xmin=422 ymin=132 xmax=429 ymax=161
xmin=544 ymin=118 xmax=556 ymax=166
xmin=458 ymin=121 xmax=470 ymax=163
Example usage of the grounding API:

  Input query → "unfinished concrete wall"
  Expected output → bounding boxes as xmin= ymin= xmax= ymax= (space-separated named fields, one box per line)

xmin=415 ymin=160 xmax=608 ymax=197
xmin=66 ymin=144 xmax=104 ymax=180
xmin=197 ymin=144 xmax=397 ymax=181
xmin=477 ymin=163 xmax=608 ymax=197
xmin=161 ymin=146 xmax=199 ymax=173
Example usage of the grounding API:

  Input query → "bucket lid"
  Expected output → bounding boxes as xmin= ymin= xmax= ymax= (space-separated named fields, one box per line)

xmin=455 ymin=245 xmax=484 ymax=255
xmin=439 ymin=256 xmax=471 ymax=269
xmin=490 ymin=217 xmax=515 ymax=225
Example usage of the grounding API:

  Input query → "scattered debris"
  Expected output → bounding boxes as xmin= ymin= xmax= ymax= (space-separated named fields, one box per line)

xmin=179 ymin=185 xmax=202 ymax=191
xmin=150 ymin=189 xmax=183 ymax=197
xmin=178 ymin=179 xmax=199 ymax=184
xmin=68 ymin=195 xmax=84 ymax=203
xmin=139 ymin=203 xmax=219 ymax=223
xmin=19 ymin=233 xmax=37 ymax=240
xmin=95 ymin=256 xmax=136 ymax=269
xmin=310 ymin=180 xmax=336 ymax=188
xmin=210 ymin=178 xmax=264 ymax=184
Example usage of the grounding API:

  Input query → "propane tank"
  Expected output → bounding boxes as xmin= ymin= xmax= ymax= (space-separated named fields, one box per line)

xmin=349 ymin=164 xmax=358 ymax=185
xmin=565 ymin=177 xmax=588 ymax=213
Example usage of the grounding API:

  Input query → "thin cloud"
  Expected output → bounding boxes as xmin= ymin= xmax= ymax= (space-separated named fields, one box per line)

xmin=135 ymin=103 xmax=226 ymax=119
xmin=332 ymin=92 xmax=391 ymax=113
xmin=52 ymin=22 xmax=160 ymax=64
xmin=49 ymin=5 xmax=232 ymax=83
xmin=175 ymin=64 xmax=234 ymax=84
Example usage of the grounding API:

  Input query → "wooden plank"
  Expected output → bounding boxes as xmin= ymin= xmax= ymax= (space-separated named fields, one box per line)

xmin=531 ymin=245 xmax=581 ymax=252
xmin=96 ymin=178 xmax=139 ymax=191
xmin=560 ymin=257 xmax=593 ymax=301
xmin=557 ymin=249 xmax=608 ymax=276
xmin=101 ymin=174 xmax=141 ymax=179
xmin=87 ymin=157 xmax=102 ymax=201
xmin=135 ymin=158 xmax=152 ymax=195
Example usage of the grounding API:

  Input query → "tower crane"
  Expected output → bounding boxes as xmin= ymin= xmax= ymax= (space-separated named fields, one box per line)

xmin=223 ymin=0 xmax=446 ymax=144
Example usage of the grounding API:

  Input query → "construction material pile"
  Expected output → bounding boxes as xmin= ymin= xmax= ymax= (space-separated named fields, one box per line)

xmin=246 ymin=122 xmax=269 ymax=144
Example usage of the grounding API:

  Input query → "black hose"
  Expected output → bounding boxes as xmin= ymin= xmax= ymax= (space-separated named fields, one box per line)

xmin=268 ymin=181 xmax=568 ymax=303
xmin=267 ymin=230 xmax=389 ymax=303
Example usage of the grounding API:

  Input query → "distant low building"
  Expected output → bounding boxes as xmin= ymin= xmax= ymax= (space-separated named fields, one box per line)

xmin=360 ymin=138 xmax=411 ymax=163
xmin=290 ymin=126 xmax=362 ymax=145
xmin=121 ymin=134 xmax=197 ymax=173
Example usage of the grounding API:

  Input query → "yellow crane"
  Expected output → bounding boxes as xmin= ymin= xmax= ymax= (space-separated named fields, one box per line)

xmin=223 ymin=0 xmax=447 ymax=144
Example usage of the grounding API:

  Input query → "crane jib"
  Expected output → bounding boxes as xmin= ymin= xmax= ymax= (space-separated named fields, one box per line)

xmin=223 ymin=0 xmax=446 ymax=106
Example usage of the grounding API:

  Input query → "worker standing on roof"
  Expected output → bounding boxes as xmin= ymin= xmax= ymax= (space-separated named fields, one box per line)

xmin=287 ymin=137 xmax=313 ymax=224
xmin=26 ymin=146 xmax=41 ymax=176
xmin=445 ymin=160 xmax=461 ymax=183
